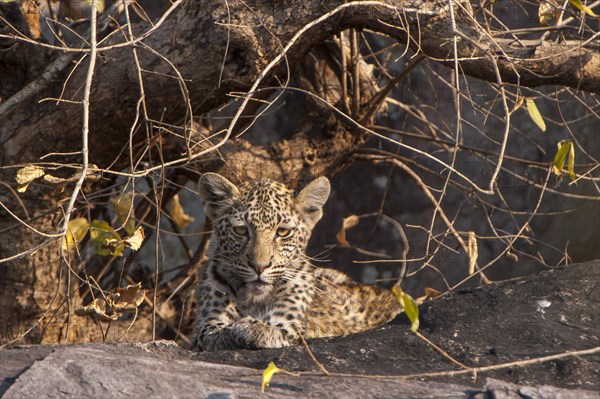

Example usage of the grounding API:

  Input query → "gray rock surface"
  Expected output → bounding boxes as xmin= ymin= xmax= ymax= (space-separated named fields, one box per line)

xmin=1 ymin=261 xmax=599 ymax=398
xmin=3 ymin=343 xmax=476 ymax=398
xmin=2 ymin=343 xmax=597 ymax=398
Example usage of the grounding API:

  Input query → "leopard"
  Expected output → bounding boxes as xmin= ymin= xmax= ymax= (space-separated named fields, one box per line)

xmin=192 ymin=173 xmax=402 ymax=351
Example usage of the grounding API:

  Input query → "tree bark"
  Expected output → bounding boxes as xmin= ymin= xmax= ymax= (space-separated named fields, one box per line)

xmin=2 ymin=1 xmax=599 ymax=167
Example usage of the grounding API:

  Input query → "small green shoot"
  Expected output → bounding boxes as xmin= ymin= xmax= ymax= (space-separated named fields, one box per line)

xmin=392 ymin=285 xmax=420 ymax=332
xmin=569 ymin=0 xmax=598 ymax=16
xmin=552 ymin=140 xmax=576 ymax=181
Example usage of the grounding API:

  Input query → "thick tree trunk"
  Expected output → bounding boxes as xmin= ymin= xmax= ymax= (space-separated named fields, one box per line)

xmin=2 ymin=1 xmax=599 ymax=167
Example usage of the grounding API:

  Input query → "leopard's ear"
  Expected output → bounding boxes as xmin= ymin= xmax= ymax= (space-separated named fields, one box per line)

xmin=295 ymin=177 xmax=330 ymax=228
xmin=198 ymin=173 xmax=240 ymax=220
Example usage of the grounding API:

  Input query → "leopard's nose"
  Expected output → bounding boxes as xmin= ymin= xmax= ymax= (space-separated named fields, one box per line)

xmin=249 ymin=260 xmax=271 ymax=274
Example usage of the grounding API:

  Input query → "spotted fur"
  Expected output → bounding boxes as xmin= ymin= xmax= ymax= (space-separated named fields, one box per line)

xmin=192 ymin=173 xmax=402 ymax=351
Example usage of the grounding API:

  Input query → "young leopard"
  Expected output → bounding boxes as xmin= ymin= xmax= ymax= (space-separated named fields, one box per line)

xmin=192 ymin=173 xmax=402 ymax=351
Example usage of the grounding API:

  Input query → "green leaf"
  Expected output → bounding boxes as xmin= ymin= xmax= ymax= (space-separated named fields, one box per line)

xmin=526 ymin=98 xmax=546 ymax=132
xmin=62 ymin=217 xmax=90 ymax=250
xmin=569 ymin=0 xmax=598 ymax=16
xmin=552 ymin=140 xmax=576 ymax=181
xmin=90 ymin=219 xmax=124 ymax=256
xmin=392 ymin=286 xmax=420 ymax=332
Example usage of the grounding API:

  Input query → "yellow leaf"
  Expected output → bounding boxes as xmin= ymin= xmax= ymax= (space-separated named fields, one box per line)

xmin=566 ymin=140 xmax=576 ymax=182
xmin=392 ymin=286 xmax=420 ymax=332
xmin=526 ymin=98 xmax=546 ymax=132
xmin=168 ymin=194 xmax=195 ymax=228
xmin=467 ymin=231 xmax=478 ymax=275
xmin=552 ymin=140 xmax=576 ymax=181
xmin=111 ymin=193 xmax=136 ymax=235
xmin=61 ymin=217 xmax=90 ymax=250
xmin=90 ymin=219 xmax=124 ymax=256
xmin=569 ymin=0 xmax=598 ymax=16
xmin=123 ymin=226 xmax=144 ymax=251
xmin=15 ymin=165 xmax=45 ymax=192
xmin=261 ymin=361 xmax=280 ymax=393
xmin=336 ymin=215 xmax=360 ymax=247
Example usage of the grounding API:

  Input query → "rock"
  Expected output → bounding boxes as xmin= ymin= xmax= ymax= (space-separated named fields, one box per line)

xmin=484 ymin=378 xmax=598 ymax=399
xmin=1 ymin=261 xmax=598 ymax=397
xmin=191 ymin=260 xmax=600 ymax=389
xmin=2 ymin=344 xmax=476 ymax=398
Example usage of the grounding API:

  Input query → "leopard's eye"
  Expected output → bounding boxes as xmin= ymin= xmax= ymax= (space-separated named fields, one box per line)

xmin=276 ymin=227 xmax=293 ymax=238
xmin=232 ymin=225 xmax=248 ymax=236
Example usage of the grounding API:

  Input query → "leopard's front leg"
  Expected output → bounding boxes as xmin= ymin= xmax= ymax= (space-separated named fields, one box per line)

xmin=197 ymin=312 xmax=303 ymax=351
xmin=231 ymin=281 xmax=312 ymax=348
xmin=232 ymin=286 xmax=310 ymax=348
xmin=193 ymin=281 xmax=308 ymax=351
xmin=229 ymin=316 xmax=300 ymax=348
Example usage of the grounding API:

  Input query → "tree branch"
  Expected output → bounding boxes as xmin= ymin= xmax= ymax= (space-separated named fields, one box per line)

xmin=2 ymin=0 xmax=598 ymax=171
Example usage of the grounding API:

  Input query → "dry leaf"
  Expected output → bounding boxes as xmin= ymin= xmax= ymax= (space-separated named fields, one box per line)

xmin=123 ymin=226 xmax=144 ymax=251
xmin=467 ymin=231 xmax=478 ymax=275
xmin=424 ymin=287 xmax=443 ymax=299
xmin=511 ymin=96 xmax=524 ymax=114
xmin=15 ymin=165 xmax=45 ymax=192
xmin=415 ymin=287 xmax=442 ymax=305
xmin=415 ymin=287 xmax=443 ymax=305
xmin=506 ymin=251 xmax=519 ymax=262
xmin=43 ymin=164 xmax=102 ymax=192
xmin=539 ymin=0 xmax=560 ymax=25
xmin=110 ymin=193 xmax=136 ymax=235
xmin=75 ymin=297 xmax=120 ymax=322
xmin=168 ymin=194 xmax=195 ymax=228
xmin=110 ymin=282 xmax=145 ymax=311
xmin=336 ymin=215 xmax=360 ymax=247
xmin=76 ymin=282 xmax=144 ymax=322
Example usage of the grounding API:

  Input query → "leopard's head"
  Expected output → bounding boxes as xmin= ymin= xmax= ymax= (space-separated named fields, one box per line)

xmin=198 ymin=173 xmax=330 ymax=301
